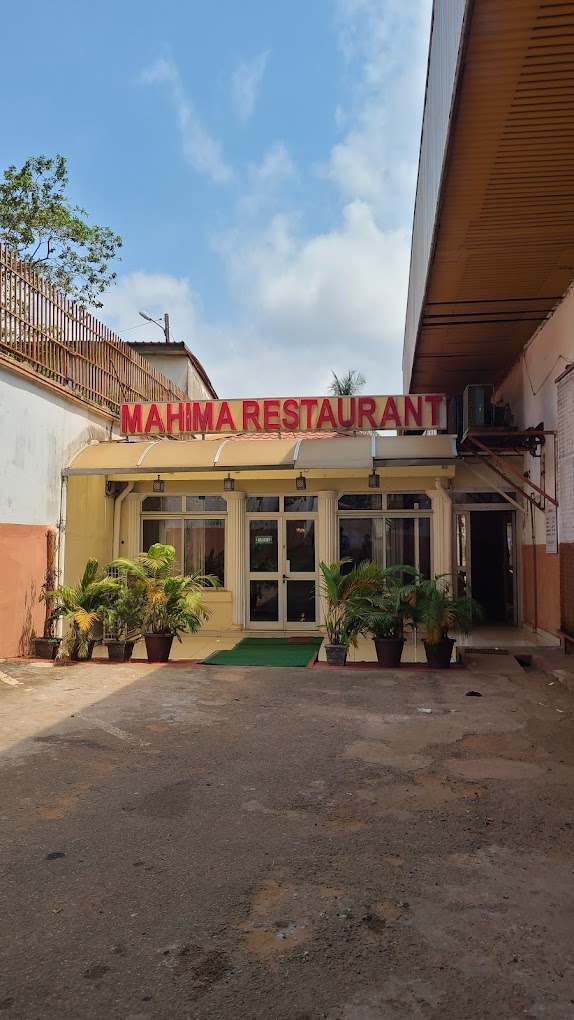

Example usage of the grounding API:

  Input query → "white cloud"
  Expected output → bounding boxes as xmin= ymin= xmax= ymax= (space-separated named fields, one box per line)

xmin=211 ymin=201 xmax=410 ymax=396
xmin=101 ymin=271 xmax=197 ymax=341
xmin=328 ymin=0 xmax=432 ymax=221
xmin=141 ymin=58 xmax=232 ymax=183
xmin=239 ymin=142 xmax=297 ymax=217
xmin=231 ymin=51 xmax=269 ymax=123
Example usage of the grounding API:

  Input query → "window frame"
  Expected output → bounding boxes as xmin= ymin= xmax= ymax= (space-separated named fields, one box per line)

xmin=337 ymin=492 xmax=432 ymax=576
xmin=140 ymin=495 xmax=227 ymax=586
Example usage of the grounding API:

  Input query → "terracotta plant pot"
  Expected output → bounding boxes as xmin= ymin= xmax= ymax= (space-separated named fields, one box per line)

xmin=31 ymin=637 xmax=61 ymax=660
xmin=325 ymin=643 xmax=348 ymax=666
xmin=144 ymin=633 xmax=174 ymax=663
xmin=373 ymin=637 xmax=405 ymax=668
xmin=423 ymin=638 xmax=455 ymax=669
xmin=107 ymin=640 xmax=135 ymax=663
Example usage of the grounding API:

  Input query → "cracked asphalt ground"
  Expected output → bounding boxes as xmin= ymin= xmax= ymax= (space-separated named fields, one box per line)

xmin=0 ymin=658 xmax=573 ymax=1020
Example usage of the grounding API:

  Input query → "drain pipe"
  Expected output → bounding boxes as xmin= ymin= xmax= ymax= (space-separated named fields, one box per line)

xmin=113 ymin=482 xmax=134 ymax=559
xmin=56 ymin=475 xmax=68 ymax=639
xmin=530 ymin=501 xmax=538 ymax=633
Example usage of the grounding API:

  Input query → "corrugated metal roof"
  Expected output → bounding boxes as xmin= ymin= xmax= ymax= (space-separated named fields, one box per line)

xmin=405 ymin=0 xmax=574 ymax=394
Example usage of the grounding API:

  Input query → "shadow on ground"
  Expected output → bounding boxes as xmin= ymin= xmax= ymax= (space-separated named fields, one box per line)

xmin=0 ymin=658 xmax=573 ymax=1019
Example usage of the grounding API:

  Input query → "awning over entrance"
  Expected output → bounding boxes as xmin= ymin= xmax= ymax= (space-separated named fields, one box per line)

xmin=65 ymin=434 xmax=457 ymax=478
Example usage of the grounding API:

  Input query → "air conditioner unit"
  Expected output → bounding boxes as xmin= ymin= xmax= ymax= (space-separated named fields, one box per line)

xmin=463 ymin=384 xmax=494 ymax=434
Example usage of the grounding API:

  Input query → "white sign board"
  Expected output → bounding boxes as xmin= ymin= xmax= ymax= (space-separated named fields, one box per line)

xmin=546 ymin=507 xmax=558 ymax=554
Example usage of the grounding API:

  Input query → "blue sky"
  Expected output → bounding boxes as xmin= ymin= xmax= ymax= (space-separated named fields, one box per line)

xmin=2 ymin=0 xmax=432 ymax=397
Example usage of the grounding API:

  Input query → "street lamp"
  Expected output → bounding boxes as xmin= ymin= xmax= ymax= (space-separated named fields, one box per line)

xmin=139 ymin=310 xmax=171 ymax=343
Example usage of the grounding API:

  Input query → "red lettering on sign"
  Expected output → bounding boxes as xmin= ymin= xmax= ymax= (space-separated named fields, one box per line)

xmin=166 ymin=402 xmax=185 ymax=432
xmin=300 ymin=398 xmax=318 ymax=429
xmin=404 ymin=395 xmax=422 ymax=427
xmin=316 ymin=398 xmax=337 ymax=428
xmin=121 ymin=404 xmax=142 ymax=433
xmin=263 ymin=399 xmax=281 ymax=430
xmin=281 ymin=398 xmax=299 ymax=430
xmin=193 ymin=402 xmax=213 ymax=432
xmin=243 ymin=400 xmax=261 ymax=430
xmin=337 ymin=397 xmax=356 ymax=429
xmin=379 ymin=396 xmax=401 ymax=428
xmin=185 ymin=402 xmax=192 ymax=431
xmin=358 ymin=397 xmax=377 ymax=429
xmin=215 ymin=401 xmax=235 ymax=431
xmin=144 ymin=403 xmax=165 ymax=433
xmin=425 ymin=394 xmax=444 ymax=427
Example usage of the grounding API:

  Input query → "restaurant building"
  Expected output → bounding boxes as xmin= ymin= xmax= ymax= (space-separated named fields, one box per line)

xmin=63 ymin=392 xmax=516 ymax=635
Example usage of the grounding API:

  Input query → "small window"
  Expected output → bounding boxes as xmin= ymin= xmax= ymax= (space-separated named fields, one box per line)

xmin=141 ymin=496 xmax=183 ymax=512
xmin=186 ymin=495 xmax=227 ymax=512
xmin=246 ymin=497 xmax=280 ymax=513
xmin=338 ymin=494 xmax=382 ymax=511
xmin=452 ymin=491 xmax=517 ymax=505
xmin=284 ymin=495 xmax=318 ymax=513
xmin=387 ymin=493 xmax=431 ymax=510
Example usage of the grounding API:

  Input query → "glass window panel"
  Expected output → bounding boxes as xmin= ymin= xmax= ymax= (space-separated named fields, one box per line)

xmin=284 ymin=495 xmax=318 ymax=513
xmin=141 ymin=496 xmax=183 ymax=512
xmin=250 ymin=580 xmax=279 ymax=622
xmin=339 ymin=518 xmax=384 ymax=570
xmin=387 ymin=493 xmax=431 ymax=510
xmin=338 ymin=494 xmax=382 ymax=511
xmin=184 ymin=519 xmax=225 ymax=585
xmin=246 ymin=497 xmax=280 ymax=513
xmin=386 ymin=518 xmax=415 ymax=576
xmin=249 ymin=520 xmax=279 ymax=571
xmin=286 ymin=520 xmax=315 ymax=572
xmin=286 ymin=580 xmax=316 ymax=623
xmin=142 ymin=519 xmax=184 ymax=572
xmin=186 ymin=495 xmax=227 ymax=512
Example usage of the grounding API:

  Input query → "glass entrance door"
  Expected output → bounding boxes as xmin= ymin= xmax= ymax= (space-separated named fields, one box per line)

xmin=248 ymin=516 xmax=317 ymax=628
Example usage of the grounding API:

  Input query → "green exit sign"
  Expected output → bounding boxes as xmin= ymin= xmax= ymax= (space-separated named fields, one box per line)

xmin=255 ymin=535 xmax=273 ymax=545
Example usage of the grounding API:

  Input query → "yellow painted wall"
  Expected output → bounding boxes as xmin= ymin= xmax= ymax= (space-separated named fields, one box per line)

xmin=64 ymin=476 xmax=114 ymax=583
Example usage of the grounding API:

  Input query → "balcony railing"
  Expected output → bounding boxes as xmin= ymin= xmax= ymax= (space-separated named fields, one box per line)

xmin=0 ymin=245 xmax=187 ymax=414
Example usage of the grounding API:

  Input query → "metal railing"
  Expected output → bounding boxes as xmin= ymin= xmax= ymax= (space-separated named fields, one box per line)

xmin=0 ymin=245 xmax=188 ymax=414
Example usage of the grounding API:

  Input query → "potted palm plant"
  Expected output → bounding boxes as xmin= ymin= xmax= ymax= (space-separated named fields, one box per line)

xmin=111 ymin=543 xmax=220 ymax=663
xmin=43 ymin=558 xmax=120 ymax=661
xmin=413 ymin=574 xmax=483 ymax=668
xmin=32 ymin=559 xmax=61 ymax=659
xmin=353 ymin=565 xmax=420 ymax=667
xmin=319 ymin=558 xmax=384 ymax=665
xmin=100 ymin=574 xmax=146 ymax=662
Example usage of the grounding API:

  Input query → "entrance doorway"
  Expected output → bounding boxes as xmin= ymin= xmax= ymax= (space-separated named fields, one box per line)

xmin=455 ymin=508 xmax=516 ymax=624
xmin=247 ymin=512 xmax=317 ymax=628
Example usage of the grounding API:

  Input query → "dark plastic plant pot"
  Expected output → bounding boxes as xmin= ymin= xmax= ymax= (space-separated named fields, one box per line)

xmin=107 ymin=640 xmax=135 ymax=663
xmin=144 ymin=633 xmax=174 ymax=663
xmin=423 ymin=638 xmax=455 ymax=669
xmin=373 ymin=637 xmax=405 ymax=668
xmin=70 ymin=641 xmax=95 ymax=662
xmin=325 ymin=643 xmax=348 ymax=666
xmin=31 ymin=637 xmax=61 ymax=660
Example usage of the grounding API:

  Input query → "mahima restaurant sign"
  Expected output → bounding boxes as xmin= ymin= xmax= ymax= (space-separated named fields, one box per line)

xmin=121 ymin=394 xmax=447 ymax=436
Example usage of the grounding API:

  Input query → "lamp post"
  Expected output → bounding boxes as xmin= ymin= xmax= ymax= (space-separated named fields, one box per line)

xmin=139 ymin=310 xmax=171 ymax=343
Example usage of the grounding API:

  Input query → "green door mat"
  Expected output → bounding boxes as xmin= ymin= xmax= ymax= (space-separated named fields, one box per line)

xmin=200 ymin=637 xmax=323 ymax=667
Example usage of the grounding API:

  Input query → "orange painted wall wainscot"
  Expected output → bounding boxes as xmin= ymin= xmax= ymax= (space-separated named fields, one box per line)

xmin=0 ymin=524 xmax=50 ymax=657
xmin=521 ymin=544 xmax=561 ymax=638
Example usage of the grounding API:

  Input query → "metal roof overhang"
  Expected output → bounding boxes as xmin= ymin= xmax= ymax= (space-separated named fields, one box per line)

xmin=65 ymin=435 xmax=458 ymax=479
xmin=408 ymin=0 xmax=574 ymax=395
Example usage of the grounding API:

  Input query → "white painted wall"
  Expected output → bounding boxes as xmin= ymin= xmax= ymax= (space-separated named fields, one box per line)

xmin=138 ymin=352 xmax=213 ymax=401
xmin=0 ymin=365 xmax=111 ymax=526
xmin=496 ymin=285 xmax=574 ymax=545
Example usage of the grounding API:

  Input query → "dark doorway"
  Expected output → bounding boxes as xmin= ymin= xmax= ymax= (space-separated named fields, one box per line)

xmin=470 ymin=510 xmax=515 ymax=624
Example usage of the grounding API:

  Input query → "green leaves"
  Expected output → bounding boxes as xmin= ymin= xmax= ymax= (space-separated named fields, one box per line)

xmin=328 ymin=370 xmax=366 ymax=396
xmin=0 ymin=154 xmax=121 ymax=307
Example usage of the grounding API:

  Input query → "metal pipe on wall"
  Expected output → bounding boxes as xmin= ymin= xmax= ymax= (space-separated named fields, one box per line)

xmin=113 ymin=483 xmax=134 ymax=559
xmin=56 ymin=476 xmax=67 ymax=640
